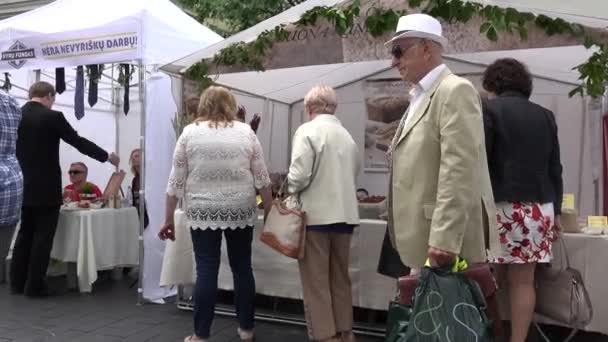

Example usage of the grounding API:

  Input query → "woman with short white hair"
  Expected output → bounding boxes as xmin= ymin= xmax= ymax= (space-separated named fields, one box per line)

xmin=287 ymin=85 xmax=360 ymax=342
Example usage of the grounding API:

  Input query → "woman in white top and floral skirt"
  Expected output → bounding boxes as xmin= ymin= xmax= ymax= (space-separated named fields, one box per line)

xmin=159 ymin=86 xmax=273 ymax=342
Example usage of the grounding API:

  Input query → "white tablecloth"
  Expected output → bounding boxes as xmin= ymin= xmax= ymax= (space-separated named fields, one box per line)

xmin=50 ymin=207 xmax=140 ymax=292
xmin=160 ymin=210 xmax=395 ymax=310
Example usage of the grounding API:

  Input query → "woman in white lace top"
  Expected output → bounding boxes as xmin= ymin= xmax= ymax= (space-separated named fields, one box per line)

xmin=160 ymin=86 xmax=272 ymax=342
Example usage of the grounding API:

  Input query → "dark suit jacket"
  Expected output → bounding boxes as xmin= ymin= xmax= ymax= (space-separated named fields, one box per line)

xmin=16 ymin=102 xmax=108 ymax=206
xmin=483 ymin=91 xmax=564 ymax=215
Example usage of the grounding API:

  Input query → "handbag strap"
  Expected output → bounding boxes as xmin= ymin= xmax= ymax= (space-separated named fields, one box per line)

xmin=555 ymin=234 xmax=595 ymax=328
xmin=556 ymin=234 xmax=571 ymax=270
xmin=276 ymin=176 xmax=302 ymax=205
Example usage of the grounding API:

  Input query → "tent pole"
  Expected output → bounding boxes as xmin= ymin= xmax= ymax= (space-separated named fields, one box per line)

xmin=137 ymin=61 xmax=146 ymax=305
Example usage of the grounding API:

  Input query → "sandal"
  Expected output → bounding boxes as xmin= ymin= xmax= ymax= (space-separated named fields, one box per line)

xmin=184 ymin=335 xmax=207 ymax=342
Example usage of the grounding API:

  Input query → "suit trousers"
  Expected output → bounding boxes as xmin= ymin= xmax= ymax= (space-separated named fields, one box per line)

xmin=298 ymin=230 xmax=354 ymax=341
xmin=0 ymin=224 xmax=16 ymax=283
xmin=10 ymin=205 xmax=60 ymax=294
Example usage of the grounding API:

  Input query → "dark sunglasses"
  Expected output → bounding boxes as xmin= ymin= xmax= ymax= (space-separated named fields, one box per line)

xmin=390 ymin=41 xmax=422 ymax=59
xmin=68 ymin=170 xmax=84 ymax=175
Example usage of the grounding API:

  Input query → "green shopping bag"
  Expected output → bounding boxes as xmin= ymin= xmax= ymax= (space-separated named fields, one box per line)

xmin=385 ymin=301 xmax=412 ymax=342
xmin=402 ymin=266 xmax=493 ymax=342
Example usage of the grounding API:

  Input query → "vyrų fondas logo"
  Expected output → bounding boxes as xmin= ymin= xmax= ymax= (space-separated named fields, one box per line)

xmin=1 ymin=41 xmax=35 ymax=69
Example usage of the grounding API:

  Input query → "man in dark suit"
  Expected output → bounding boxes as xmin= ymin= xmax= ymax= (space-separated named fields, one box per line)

xmin=11 ymin=81 xmax=119 ymax=297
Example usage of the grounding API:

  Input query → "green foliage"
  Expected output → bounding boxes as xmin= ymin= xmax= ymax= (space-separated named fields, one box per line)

xmin=183 ymin=0 xmax=607 ymax=98
xmin=299 ymin=0 xmax=361 ymax=35
xmin=176 ymin=0 xmax=306 ymax=36
xmin=365 ymin=8 xmax=404 ymax=37
xmin=570 ymin=43 xmax=608 ymax=98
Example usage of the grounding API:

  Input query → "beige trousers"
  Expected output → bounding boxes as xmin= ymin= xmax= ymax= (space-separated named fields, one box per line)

xmin=298 ymin=230 xmax=354 ymax=341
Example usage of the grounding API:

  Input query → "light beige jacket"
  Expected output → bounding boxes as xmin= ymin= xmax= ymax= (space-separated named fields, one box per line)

xmin=389 ymin=68 xmax=498 ymax=268
xmin=287 ymin=114 xmax=360 ymax=226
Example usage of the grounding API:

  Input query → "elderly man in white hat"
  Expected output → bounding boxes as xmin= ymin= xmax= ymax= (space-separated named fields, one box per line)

xmin=386 ymin=13 xmax=496 ymax=272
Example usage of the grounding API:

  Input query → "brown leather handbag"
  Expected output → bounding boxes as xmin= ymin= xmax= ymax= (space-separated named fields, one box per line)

xmin=398 ymin=263 xmax=503 ymax=337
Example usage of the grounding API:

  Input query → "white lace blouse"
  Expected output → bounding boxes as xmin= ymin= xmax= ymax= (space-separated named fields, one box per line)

xmin=166 ymin=121 xmax=271 ymax=230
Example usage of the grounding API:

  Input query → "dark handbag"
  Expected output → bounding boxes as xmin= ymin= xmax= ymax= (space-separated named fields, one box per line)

xmin=398 ymin=263 xmax=502 ymax=338
xmin=377 ymin=226 xmax=410 ymax=279
xmin=534 ymin=235 xmax=593 ymax=342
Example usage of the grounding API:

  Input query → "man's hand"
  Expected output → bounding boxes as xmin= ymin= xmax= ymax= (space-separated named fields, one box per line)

xmin=427 ymin=246 xmax=456 ymax=268
xmin=107 ymin=152 xmax=120 ymax=167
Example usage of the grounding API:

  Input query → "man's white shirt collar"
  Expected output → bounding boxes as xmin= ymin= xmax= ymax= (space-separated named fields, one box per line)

xmin=409 ymin=64 xmax=447 ymax=99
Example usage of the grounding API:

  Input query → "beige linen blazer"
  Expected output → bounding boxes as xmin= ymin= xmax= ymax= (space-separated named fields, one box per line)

xmin=390 ymin=68 xmax=498 ymax=268
xmin=287 ymin=114 xmax=360 ymax=226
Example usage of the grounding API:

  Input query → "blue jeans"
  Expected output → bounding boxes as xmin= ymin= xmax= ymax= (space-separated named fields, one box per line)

xmin=191 ymin=226 xmax=255 ymax=338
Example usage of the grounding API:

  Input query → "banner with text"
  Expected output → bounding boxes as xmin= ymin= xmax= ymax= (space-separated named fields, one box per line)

xmin=0 ymin=21 xmax=141 ymax=71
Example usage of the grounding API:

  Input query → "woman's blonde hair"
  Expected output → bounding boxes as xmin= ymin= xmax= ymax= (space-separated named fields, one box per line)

xmin=304 ymin=85 xmax=337 ymax=115
xmin=196 ymin=86 xmax=237 ymax=128
xmin=129 ymin=148 xmax=141 ymax=175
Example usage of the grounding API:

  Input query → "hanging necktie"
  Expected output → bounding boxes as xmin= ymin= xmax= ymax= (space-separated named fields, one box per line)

xmin=87 ymin=64 xmax=99 ymax=107
xmin=0 ymin=72 xmax=11 ymax=92
xmin=55 ymin=68 xmax=66 ymax=94
xmin=75 ymin=66 xmax=85 ymax=120
xmin=122 ymin=64 xmax=130 ymax=115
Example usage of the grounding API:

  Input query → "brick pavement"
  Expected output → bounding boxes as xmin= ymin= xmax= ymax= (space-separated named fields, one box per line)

xmin=0 ymin=277 xmax=383 ymax=342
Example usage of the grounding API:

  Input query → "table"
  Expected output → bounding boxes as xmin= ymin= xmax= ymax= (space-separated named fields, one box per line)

xmin=9 ymin=207 xmax=140 ymax=293
xmin=161 ymin=214 xmax=608 ymax=335
xmin=52 ymin=207 xmax=140 ymax=292
xmin=160 ymin=210 xmax=395 ymax=310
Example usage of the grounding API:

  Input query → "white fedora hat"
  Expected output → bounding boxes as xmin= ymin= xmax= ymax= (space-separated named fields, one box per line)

xmin=385 ymin=13 xmax=448 ymax=48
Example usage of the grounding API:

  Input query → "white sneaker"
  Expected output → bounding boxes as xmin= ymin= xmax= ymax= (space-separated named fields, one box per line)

xmin=237 ymin=327 xmax=255 ymax=341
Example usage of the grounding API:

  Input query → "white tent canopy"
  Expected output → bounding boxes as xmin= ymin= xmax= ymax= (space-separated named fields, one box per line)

xmin=163 ymin=0 xmax=343 ymax=74
xmin=211 ymin=45 xmax=593 ymax=105
xmin=0 ymin=0 xmax=222 ymax=71
xmin=0 ymin=0 xmax=223 ymax=303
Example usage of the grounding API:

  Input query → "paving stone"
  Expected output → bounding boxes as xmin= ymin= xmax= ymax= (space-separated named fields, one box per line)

xmin=0 ymin=278 xmax=383 ymax=342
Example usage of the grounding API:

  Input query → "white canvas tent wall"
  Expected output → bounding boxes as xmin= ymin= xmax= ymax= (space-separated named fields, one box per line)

xmin=200 ymin=45 xmax=600 ymax=216
xmin=0 ymin=0 xmax=222 ymax=303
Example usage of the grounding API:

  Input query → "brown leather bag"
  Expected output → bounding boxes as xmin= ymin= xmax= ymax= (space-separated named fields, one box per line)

xmin=398 ymin=263 xmax=503 ymax=337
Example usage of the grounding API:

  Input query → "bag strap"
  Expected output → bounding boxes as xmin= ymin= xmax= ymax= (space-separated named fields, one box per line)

xmin=556 ymin=234 xmax=572 ymax=270
xmin=555 ymin=234 xmax=594 ymax=328
xmin=276 ymin=176 xmax=303 ymax=207
xmin=279 ymin=136 xmax=319 ymax=202
xmin=534 ymin=321 xmax=579 ymax=342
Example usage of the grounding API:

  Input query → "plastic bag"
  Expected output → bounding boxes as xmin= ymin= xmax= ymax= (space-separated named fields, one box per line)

xmin=386 ymin=301 xmax=412 ymax=342
xmin=402 ymin=267 xmax=493 ymax=342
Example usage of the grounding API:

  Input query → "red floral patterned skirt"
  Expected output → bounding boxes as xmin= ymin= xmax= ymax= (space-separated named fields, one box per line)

xmin=489 ymin=201 xmax=556 ymax=264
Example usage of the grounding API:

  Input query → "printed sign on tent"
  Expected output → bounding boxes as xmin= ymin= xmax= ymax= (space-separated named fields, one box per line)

xmin=0 ymin=21 xmax=141 ymax=71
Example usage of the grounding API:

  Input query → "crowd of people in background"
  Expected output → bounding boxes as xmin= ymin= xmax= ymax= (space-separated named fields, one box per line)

xmin=0 ymin=13 xmax=563 ymax=342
